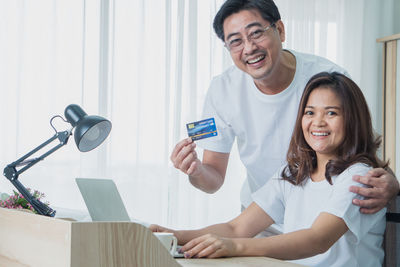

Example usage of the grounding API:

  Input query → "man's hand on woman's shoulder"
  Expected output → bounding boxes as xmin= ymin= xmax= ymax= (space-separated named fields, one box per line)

xmin=350 ymin=168 xmax=399 ymax=214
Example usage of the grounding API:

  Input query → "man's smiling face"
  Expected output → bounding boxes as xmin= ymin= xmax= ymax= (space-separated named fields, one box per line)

xmin=223 ymin=9 xmax=285 ymax=81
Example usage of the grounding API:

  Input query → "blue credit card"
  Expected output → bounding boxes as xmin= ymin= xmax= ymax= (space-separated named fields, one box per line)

xmin=186 ymin=118 xmax=218 ymax=141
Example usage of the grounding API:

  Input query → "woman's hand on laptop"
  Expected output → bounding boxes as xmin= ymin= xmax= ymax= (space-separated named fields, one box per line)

xmin=180 ymin=234 xmax=235 ymax=259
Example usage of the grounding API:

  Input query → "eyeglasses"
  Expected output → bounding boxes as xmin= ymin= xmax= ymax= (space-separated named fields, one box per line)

xmin=225 ymin=23 xmax=276 ymax=53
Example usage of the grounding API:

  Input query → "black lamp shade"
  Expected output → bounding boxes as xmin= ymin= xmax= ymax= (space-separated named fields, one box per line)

xmin=65 ymin=104 xmax=112 ymax=152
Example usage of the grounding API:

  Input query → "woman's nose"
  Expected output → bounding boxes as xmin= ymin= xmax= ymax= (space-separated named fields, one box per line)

xmin=313 ymin=114 xmax=326 ymax=126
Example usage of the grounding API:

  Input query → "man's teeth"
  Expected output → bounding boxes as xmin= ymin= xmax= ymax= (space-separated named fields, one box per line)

xmin=247 ymin=55 xmax=265 ymax=64
xmin=312 ymin=132 xmax=329 ymax=136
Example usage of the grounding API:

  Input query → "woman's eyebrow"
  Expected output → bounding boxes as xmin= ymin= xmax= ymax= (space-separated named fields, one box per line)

xmin=324 ymin=106 xmax=341 ymax=110
xmin=304 ymin=105 xmax=341 ymax=109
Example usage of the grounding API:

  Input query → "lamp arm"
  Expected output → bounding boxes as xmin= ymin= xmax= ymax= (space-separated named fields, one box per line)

xmin=4 ymin=130 xmax=71 ymax=180
xmin=3 ymin=130 xmax=71 ymax=217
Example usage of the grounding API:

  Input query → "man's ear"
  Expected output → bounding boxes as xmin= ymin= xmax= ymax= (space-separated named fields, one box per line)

xmin=275 ymin=20 xmax=286 ymax=43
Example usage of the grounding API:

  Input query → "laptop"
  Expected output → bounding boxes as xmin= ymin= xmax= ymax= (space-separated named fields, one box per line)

xmin=75 ymin=178 xmax=184 ymax=257
xmin=75 ymin=178 xmax=131 ymax=222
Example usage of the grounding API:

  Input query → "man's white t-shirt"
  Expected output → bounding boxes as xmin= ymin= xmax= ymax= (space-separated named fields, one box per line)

xmin=198 ymin=50 xmax=348 ymax=207
xmin=252 ymin=163 xmax=386 ymax=267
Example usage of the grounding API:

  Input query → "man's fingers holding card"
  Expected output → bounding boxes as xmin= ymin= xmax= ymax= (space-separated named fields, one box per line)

xmin=171 ymin=139 xmax=195 ymax=168
xmin=180 ymin=151 xmax=199 ymax=173
xmin=176 ymin=142 xmax=196 ymax=162
xmin=171 ymin=138 xmax=193 ymax=161
xmin=171 ymin=118 xmax=217 ymax=174
xmin=187 ymin=159 xmax=201 ymax=176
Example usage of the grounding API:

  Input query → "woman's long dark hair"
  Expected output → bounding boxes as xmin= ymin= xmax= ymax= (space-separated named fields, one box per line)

xmin=282 ymin=72 xmax=387 ymax=185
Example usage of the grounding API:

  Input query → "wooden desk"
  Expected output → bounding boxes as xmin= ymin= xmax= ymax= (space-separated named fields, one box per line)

xmin=0 ymin=208 xmax=302 ymax=266
xmin=0 ymin=208 xmax=179 ymax=267
xmin=178 ymin=257 xmax=303 ymax=266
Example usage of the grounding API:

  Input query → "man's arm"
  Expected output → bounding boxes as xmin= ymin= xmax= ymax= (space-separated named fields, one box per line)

xmin=170 ymin=138 xmax=229 ymax=193
xmin=188 ymin=149 xmax=229 ymax=193
xmin=350 ymin=168 xmax=400 ymax=214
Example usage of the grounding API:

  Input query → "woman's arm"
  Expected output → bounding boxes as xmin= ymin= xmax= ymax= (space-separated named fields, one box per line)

xmin=150 ymin=202 xmax=274 ymax=245
xmin=181 ymin=212 xmax=348 ymax=259
xmin=235 ymin=212 xmax=348 ymax=259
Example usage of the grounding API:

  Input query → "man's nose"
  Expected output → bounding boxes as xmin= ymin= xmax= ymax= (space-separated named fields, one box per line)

xmin=242 ymin=38 xmax=258 ymax=54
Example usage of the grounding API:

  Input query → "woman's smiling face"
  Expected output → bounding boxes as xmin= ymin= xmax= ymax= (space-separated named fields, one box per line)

xmin=302 ymin=86 xmax=345 ymax=159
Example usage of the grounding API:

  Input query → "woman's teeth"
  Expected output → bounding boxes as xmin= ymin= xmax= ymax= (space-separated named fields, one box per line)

xmin=312 ymin=132 xmax=329 ymax=136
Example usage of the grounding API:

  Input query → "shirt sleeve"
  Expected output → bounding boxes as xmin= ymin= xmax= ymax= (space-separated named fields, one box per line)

xmin=252 ymin=167 xmax=289 ymax=225
xmin=322 ymin=163 xmax=387 ymax=243
xmin=196 ymin=77 xmax=235 ymax=153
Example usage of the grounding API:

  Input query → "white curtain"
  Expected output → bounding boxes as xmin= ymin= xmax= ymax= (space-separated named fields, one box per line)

xmin=0 ymin=0 xmax=397 ymax=229
xmin=277 ymin=0 xmax=398 ymax=131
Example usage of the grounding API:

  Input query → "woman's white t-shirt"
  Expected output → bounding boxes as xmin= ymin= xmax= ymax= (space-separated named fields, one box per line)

xmin=252 ymin=163 xmax=386 ymax=267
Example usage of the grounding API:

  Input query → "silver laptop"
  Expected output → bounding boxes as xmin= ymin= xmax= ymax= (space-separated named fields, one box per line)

xmin=75 ymin=178 xmax=131 ymax=222
xmin=75 ymin=178 xmax=184 ymax=257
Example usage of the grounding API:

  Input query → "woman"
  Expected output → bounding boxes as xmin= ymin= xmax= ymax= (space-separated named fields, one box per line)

xmin=151 ymin=72 xmax=387 ymax=266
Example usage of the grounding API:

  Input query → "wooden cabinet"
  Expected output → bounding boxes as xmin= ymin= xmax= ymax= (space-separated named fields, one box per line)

xmin=378 ymin=33 xmax=400 ymax=176
xmin=377 ymin=33 xmax=400 ymax=267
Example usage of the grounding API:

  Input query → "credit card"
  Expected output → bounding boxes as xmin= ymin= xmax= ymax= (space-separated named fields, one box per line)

xmin=186 ymin=118 xmax=217 ymax=141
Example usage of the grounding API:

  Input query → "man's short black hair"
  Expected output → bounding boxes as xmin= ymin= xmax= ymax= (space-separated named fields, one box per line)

xmin=213 ymin=0 xmax=281 ymax=41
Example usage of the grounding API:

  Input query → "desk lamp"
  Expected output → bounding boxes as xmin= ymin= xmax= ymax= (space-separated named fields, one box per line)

xmin=3 ymin=104 xmax=112 ymax=217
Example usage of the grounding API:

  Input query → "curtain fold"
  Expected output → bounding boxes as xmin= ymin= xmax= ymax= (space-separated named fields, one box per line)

xmin=0 ymin=0 xmax=396 ymax=228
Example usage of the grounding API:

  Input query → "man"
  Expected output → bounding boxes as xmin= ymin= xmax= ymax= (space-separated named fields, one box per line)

xmin=171 ymin=0 xmax=399 ymax=222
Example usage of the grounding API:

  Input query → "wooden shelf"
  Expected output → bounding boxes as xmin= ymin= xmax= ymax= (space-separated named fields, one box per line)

xmin=377 ymin=33 xmax=400 ymax=43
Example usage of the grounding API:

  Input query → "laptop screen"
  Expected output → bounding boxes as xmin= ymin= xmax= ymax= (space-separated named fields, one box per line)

xmin=75 ymin=178 xmax=131 ymax=222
